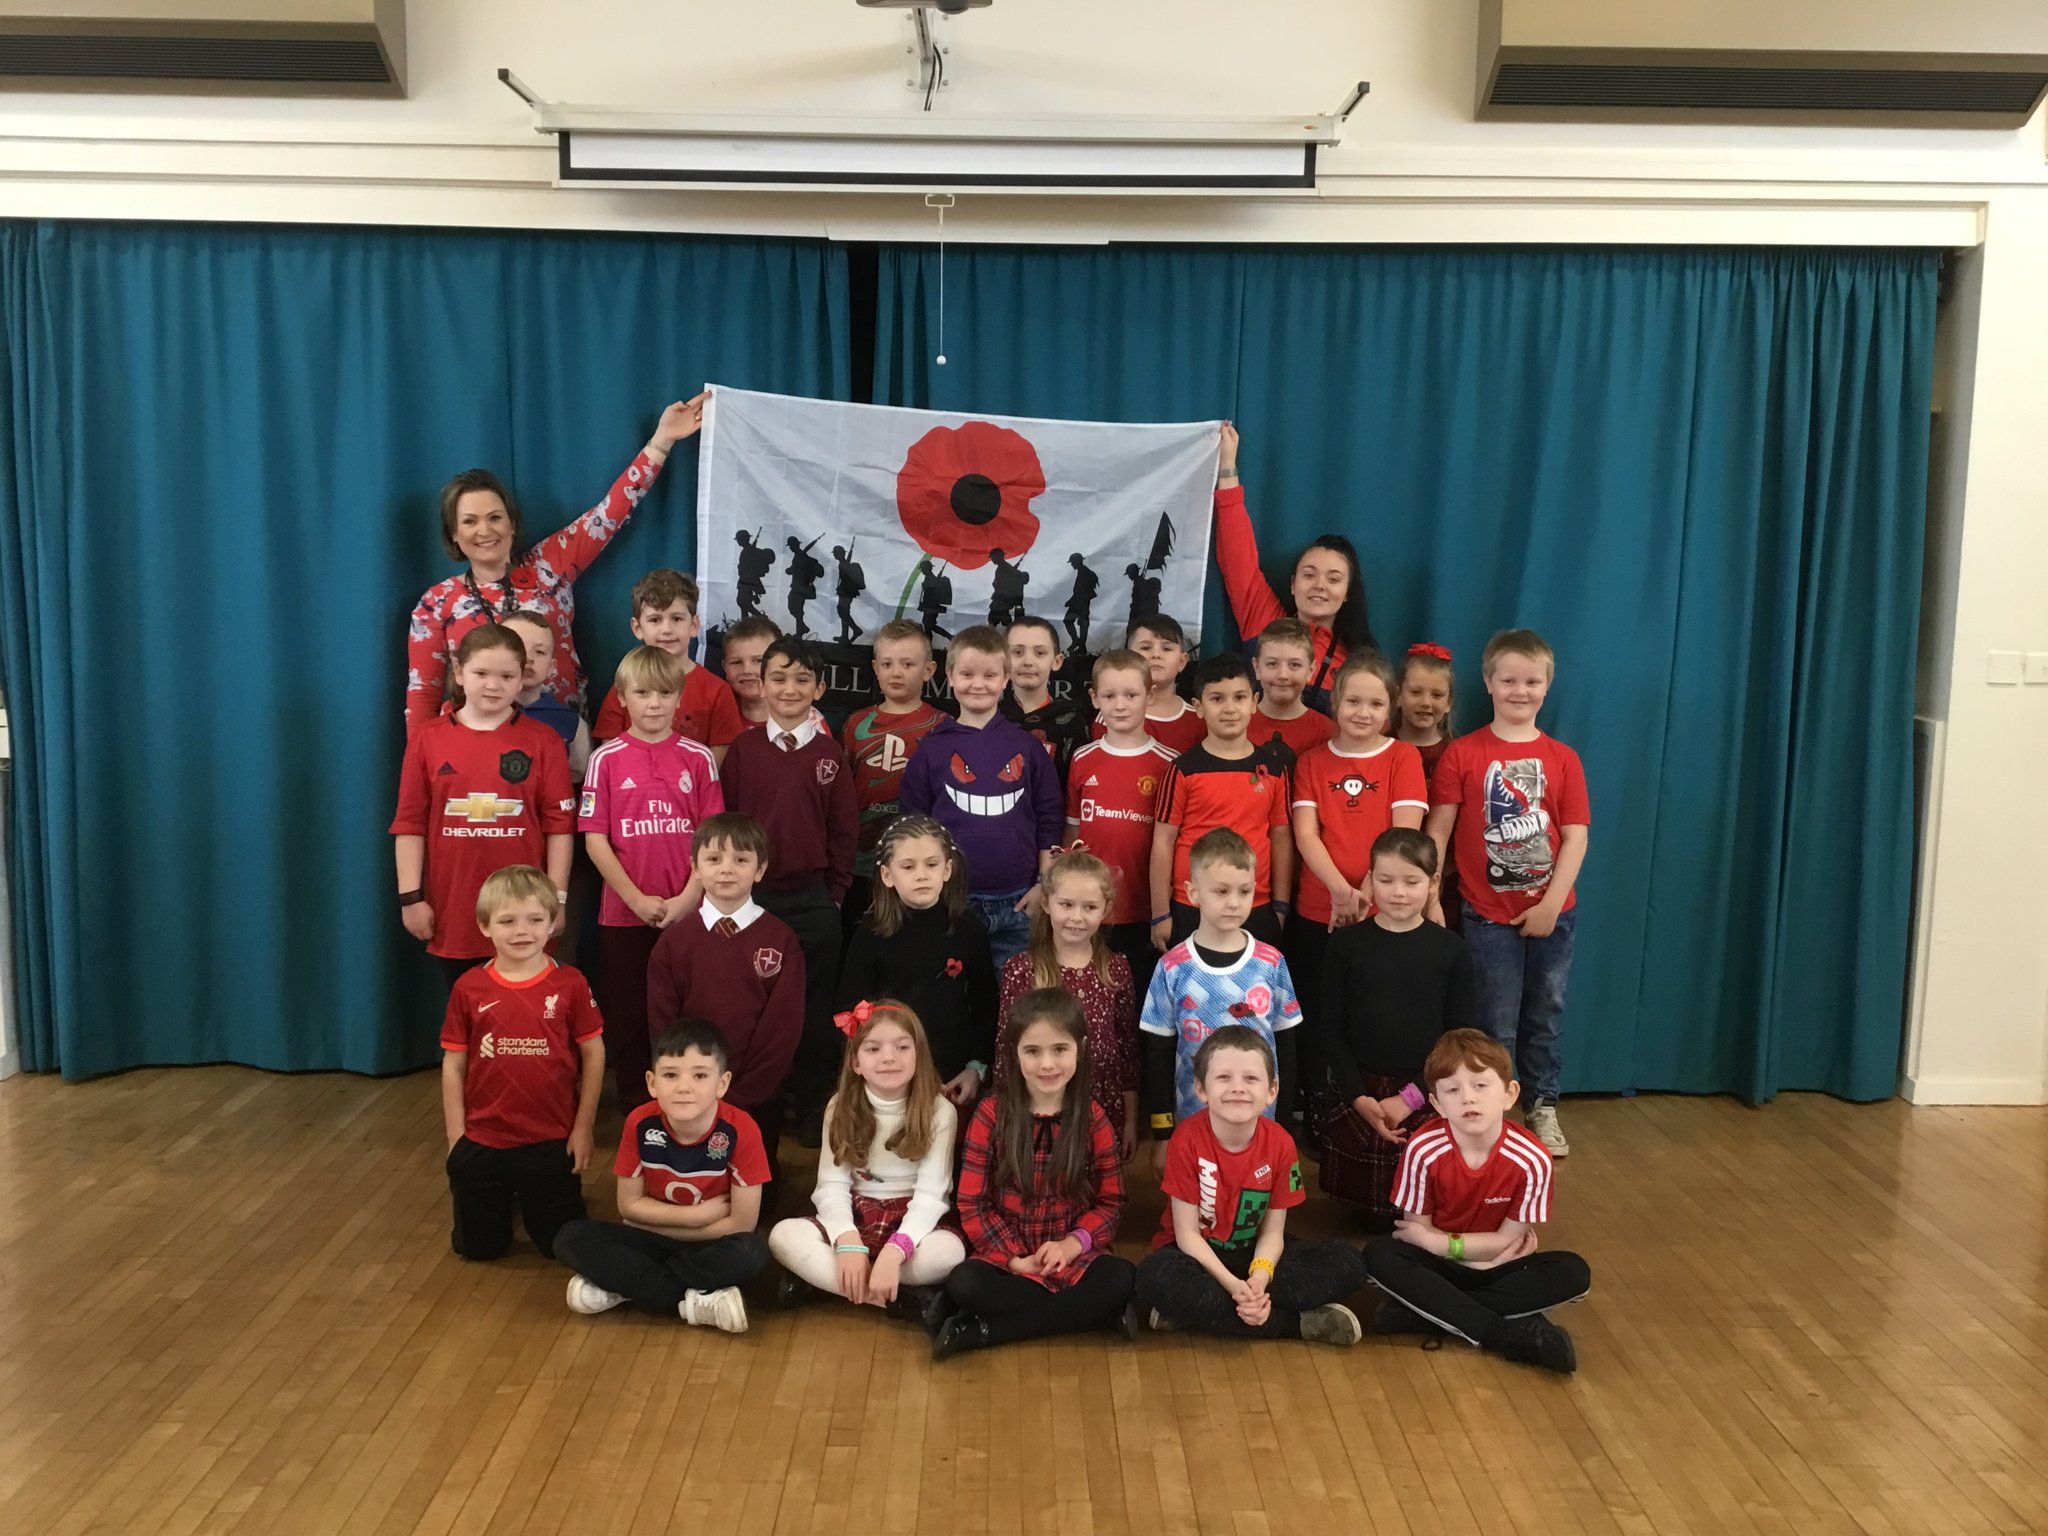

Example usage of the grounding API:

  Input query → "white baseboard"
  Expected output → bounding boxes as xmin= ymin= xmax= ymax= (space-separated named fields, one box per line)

xmin=1899 ymin=1072 xmax=2047 ymax=1106
xmin=0 ymin=1048 xmax=18 ymax=1082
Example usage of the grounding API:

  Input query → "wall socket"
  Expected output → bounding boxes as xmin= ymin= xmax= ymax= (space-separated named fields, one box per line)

xmin=2026 ymin=652 xmax=2048 ymax=685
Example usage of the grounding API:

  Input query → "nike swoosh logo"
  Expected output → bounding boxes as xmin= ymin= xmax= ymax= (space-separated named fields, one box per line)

xmin=477 ymin=1001 xmax=498 ymax=1013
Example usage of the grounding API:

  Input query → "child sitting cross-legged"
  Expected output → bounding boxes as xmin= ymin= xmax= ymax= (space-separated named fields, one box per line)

xmin=935 ymin=988 xmax=1139 ymax=1361
xmin=767 ymin=1000 xmax=965 ymax=1327
xmin=554 ymin=1017 xmax=773 ymax=1334
xmin=1135 ymin=1025 xmax=1366 ymax=1344
xmin=1363 ymin=1028 xmax=1591 ymax=1373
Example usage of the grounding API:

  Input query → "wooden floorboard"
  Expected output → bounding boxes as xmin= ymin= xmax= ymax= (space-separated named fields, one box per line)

xmin=2 ymin=1069 xmax=2045 ymax=1534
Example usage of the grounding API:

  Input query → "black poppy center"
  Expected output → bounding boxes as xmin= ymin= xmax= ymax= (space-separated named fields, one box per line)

xmin=950 ymin=473 xmax=1002 ymax=526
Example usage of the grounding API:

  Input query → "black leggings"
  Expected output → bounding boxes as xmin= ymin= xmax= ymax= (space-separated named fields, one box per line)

xmin=1364 ymin=1236 xmax=1591 ymax=1346
xmin=1136 ymin=1239 xmax=1365 ymax=1338
xmin=945 ymin=1255 xmax=1137 ymax=1346
xmin=553 ymin=1220 xmax=771 ymax=1317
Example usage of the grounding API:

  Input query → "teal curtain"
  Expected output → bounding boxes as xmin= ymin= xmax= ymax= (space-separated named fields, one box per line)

xmin=878 ymin=245 xmax=1935 ymax=1101
xmin=0 ymin=221 xmax=849 ymax=1077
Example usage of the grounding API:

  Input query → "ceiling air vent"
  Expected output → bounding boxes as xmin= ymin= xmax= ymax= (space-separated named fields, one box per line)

xmin=1479 ymin=0 xmax=2048 ymax=127
xmin=0 ymin=1 xmax=405 ymax=96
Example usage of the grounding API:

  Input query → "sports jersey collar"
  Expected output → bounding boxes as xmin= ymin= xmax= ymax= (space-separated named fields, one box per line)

xmin=699 ymin=897 xmax=764 ymax=931
xmin=1326 ymin=738 xmax=1395 ymax=760
xmin=1087 ymin=738 xmax=1162 ymax=757
xmin=1147 ymin=699 xmax=1193 ymax=723
xmin=1186 ymin=931 xmax=1255 ymax=975
xmin=1445 ymin=1116 xmax=1512 ymax=1171
xmin=485 ymin=958 xmax=559 ymax=990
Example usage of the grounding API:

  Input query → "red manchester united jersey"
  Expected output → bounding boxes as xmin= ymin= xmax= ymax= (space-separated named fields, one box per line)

xmin=1391 ymin=1118 xmax=1553 ymax=1233
xmin=1066 ymin=738 xmax=1177 ymax=924
xmin=440 ymin=960 xmax=602 ymax=1147
xmin=391 ymin=712 xmax=574 ymax=958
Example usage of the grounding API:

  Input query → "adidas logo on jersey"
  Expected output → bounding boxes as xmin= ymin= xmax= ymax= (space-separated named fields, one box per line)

xmin=620 ymin=776 xmax=637 ymax=790
xmin=1083 ymin=774 xmax=1099 ymax=787
xmin=436 ymin=761 xmax=457 ymax=776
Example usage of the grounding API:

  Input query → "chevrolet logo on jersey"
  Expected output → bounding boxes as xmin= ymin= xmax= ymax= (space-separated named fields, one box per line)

xmin=446 ymin=793 xmax=523 ymax=823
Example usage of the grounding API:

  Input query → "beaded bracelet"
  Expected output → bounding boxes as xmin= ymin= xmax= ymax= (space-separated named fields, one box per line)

xmin=1248 ymin=1257 xmax=1276 ymax=1278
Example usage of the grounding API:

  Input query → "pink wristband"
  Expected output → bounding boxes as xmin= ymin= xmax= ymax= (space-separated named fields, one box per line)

xmin=1070 ymin=1228 xmax=1094 ymax=1255
xmin=1399 ymin=1083 xmax=1426 ymax=1113
xmin=887 ymin=1232 xmax=916 ymax=1261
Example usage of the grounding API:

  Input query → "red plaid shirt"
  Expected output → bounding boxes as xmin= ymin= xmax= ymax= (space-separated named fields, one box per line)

xmin=955 ymin=1096 xmax=1125 ymax=1291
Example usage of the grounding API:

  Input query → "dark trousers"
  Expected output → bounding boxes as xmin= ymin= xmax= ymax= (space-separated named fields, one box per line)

xmin=1136 ymin=1239 xmax=1365 ymax=1338
xmin=596 ymin=922 xmax=661 ymax=1111
xmin=1364 ymin=1236 xmax=1591 ymax=1347
xmin=1280 ymin=912 xmax=1333 ymax=1111
xmin=945 ymin=1255 xmax=1137 ymax=1346
xmin=446 ymin=1136 xmax=586 ymax=1261
xmin=437 ymin=954 xmax=487 ymax=993
xmin=1105 ymin=920 xmax=1161 ymax=1000
xmin=553 ymin=1220 xmax=771 ymax=1316
xmin=756 ymin=883 xmax=844 ymax=1116
xmin=1168 ymin=902 xmax=1284 ymax=950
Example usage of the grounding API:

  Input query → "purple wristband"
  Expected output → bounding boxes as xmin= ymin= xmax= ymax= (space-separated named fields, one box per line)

xmin=887 ymin=1232 xmax=916 ymax=1261
xmin=1070 ymin=1228 xmax=1094 ymax=1255
xmin=1399 ymin=1082 xmax=1426 ymax=1113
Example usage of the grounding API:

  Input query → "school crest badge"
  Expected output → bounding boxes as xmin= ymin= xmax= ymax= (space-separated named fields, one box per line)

xmin=816 ymin=759 xmax=840 ymax=785
xmin=753 ymin=947 xmax=784 ymax=979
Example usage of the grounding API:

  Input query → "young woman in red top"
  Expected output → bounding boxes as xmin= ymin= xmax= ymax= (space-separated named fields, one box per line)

xmin=404 ymin=395 xmax=706 ymax=736
xmin=1212 ymin=423 xmax=1374 ymax=712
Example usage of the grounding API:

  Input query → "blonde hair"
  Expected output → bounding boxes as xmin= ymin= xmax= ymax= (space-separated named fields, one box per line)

xmin=615 ymin=644 xmax=685 ymax=695
xmin=946 ymin=625 xmax=1009 ymax=668
xmin=475 ymin=864 xmax=556 ymax=926
xmin=1482 ymin=628 xmax=1554 ymax=681
xmin=1026 ymin=847 xmax=1118 ymax=989
xmin=1188 ymin=826 xmax=1255 ymax=876
xmin=825 ymin=1001 xmax=945 ymax=1167
xmin=873 ymin=618 xmax=934 ymax=657
xmin=1329 ymin=650 xmax=1399 ymax=715
xmin=865 ymin=816 xmax=969 ymax=937
xmin=1255 ymin=617 xmax=1315 ymax=661
xmin=1091 ymin=648 xmax=1149 ymax=688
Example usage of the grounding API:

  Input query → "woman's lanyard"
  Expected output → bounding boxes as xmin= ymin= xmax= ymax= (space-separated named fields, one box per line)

xmin=462 ymin=568 xmax=516 ymax=622
xmin=1305 ymin=637 xmax=1337 ymax=712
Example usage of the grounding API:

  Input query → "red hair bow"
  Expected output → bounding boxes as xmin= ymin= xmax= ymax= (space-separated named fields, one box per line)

xmin=1407 ymin=641 xmax=1453 ymax=663
xmin=1049 ymin=839 xmax=1089 ymax=858
xmin=833 ymin=1000 xmax=874 ymax=1038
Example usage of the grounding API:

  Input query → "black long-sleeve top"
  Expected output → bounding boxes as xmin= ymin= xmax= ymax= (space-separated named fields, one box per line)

xmin=1320 ymin=919 xmax=1477 ymax=1101
xmin=836 ymin=903 xmax=998 ymax=1081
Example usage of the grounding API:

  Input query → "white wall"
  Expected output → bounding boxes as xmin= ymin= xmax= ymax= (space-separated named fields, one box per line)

xmin=1 ymin=1 xmax=2044 ymax=1099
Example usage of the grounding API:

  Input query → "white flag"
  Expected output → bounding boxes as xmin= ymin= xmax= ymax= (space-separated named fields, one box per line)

xmin=695 ymin=386 xmax=1220 ymax=656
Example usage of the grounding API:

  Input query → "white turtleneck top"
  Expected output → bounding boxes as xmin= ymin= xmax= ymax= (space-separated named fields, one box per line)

xmin=812 ymin=1087 xmax=960 ymax=1248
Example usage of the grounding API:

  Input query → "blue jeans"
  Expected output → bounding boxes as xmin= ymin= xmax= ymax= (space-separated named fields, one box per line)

xmin=970 ymin=888 xmax=1033 ymax=973
xmin=1461 ymin=903 xmax=1577 ymax=1105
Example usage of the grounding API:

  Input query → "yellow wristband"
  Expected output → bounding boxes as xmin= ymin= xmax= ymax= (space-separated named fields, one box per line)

xmin=1149 ymin=1113 xmax=1175 ymax=1131
xmin=1248 ymin=1257 xmax=1276 ymax=1278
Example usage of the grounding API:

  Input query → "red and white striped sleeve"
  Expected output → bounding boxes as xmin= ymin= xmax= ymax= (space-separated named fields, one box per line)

xmin=1504 ymin=1124 xmax=1554 ymax=1225
xmin=1390 ymin=1123 xmax=1444 ymax=1217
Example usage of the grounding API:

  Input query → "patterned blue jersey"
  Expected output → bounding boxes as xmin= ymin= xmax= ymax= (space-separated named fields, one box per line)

xmin=1138 ymin=938 xmax=1302 ymax=1122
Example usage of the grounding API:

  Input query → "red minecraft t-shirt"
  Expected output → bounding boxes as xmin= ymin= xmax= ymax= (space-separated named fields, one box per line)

xmin=1152 ymin=1112 xmax=1305 ymax=1254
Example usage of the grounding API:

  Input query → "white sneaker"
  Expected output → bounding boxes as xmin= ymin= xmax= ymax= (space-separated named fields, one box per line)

xmin=565 ymin=1276 xmax=627 ymax=1315
xmin=680 ymin=1286 xmax=749 ymax=1333
xmin=1298 ymin=1303 xmax=1362 ymax=1346
xmin=1526 ymin=1103 xmax=1570 ymax=1157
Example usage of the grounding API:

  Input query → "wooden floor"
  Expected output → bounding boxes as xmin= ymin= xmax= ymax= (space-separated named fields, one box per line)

xmin=1 ymin=1072 xmax=2045 ymax=1536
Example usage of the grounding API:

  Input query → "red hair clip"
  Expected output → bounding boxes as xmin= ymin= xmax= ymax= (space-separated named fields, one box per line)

xmin=1407 ymin=641 xmax=1453 ymax=663
xmin=833 ymin=1000 xmax=875 ymax=1038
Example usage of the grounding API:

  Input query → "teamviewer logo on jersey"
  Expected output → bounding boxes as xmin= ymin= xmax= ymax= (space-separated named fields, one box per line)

xmin=1078 ymin=798 xmax=1098 ymax=823
xmin=445 ymin=793 xmax=523 ymax=823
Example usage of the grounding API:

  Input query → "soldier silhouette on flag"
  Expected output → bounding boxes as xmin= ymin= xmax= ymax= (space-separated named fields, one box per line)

xmin=1063 ymin=552 xmax=1099 ymax=652
xmin=915 ymin=554 xmax=953 ymax=638
xmin=987 ymin=548 xmax=1030 ymax=628
xmin=785 ymin=534 xmax=825 ymax=636
xmin=734 ymin=529 xmax=774 ymax=620
xmin=831 ymin=539 xmax=867 ymax=645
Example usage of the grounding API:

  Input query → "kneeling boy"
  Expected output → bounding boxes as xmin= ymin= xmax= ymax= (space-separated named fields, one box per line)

xmin=1137 ymin=1026 xmax=1365 ymax=1343
xmin=1364 ymin=1028 xmax=1590 ymax=1373
xmin=440 ymin=865 xmax=605 ymax=1262
xmin=554 ymin=1019 xmax=773 ymax=1333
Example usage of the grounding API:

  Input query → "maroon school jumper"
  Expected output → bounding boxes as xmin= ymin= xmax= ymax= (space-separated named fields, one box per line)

xmin=718 ymin=723 xmax=857 ymax=903
xmin=645 ymin=901 xmax=804 ymax=1114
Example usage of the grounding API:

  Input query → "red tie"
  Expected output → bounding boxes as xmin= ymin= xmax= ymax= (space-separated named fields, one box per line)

xmin=714 ymin=917 xmax=739 ymax=937
xmin=779 ymin=731 xmax=798 ymax=752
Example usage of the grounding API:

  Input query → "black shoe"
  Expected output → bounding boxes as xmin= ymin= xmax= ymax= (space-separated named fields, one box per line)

xmin=931 ymin=1312 xmax=992 ymax=1363
xmin=792 ymin=1111 xmax=824 ymax=1150
xmin=883 ymin=1283 xmax=948 ymax=1334
xmin=1112 ymin=1301 xmax=1141 ymax=1342
xmin=1368 ymin=1297 xmax=1440 ymax=1337
xmin=775 ymin=1269 xmax=814 ymax=1310
xmin=1493 ymin=1315 xmax=1577 ymax=1374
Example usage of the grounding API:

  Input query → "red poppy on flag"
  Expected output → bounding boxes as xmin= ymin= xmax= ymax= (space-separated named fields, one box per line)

xmin=894 ymin=420 xmax=1045 ymax=570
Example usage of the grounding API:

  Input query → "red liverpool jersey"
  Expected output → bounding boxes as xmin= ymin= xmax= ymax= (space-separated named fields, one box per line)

xmin=1066 ymin=738 xmax=1177 ymax=924
xmin=440 ymin=960 xmax=603 ymax=1147
xmin=391 ymin=712 xmax=575 ymax=958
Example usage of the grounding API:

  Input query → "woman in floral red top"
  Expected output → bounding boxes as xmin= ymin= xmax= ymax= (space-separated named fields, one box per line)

xmin=935 ymin=988 xmax=1137 ymax=1360
xmin=996 ymin=848 xmax=1140 ymax=1161
xmin=404 ymin=395 xmax=705 ymax=737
